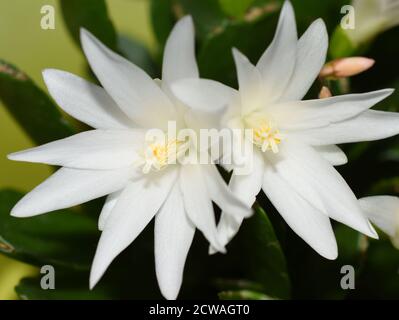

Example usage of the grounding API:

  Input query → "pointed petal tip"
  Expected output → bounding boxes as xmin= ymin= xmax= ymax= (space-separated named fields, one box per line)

xmin=316 ymin=240 xmax=338 ymax=260
xmin=309 ymin=234 xmax=338 ymax=260
xmin=322 ymin=249 xmax=338 ymax=261
xmin=89 ymin=279 xmax=96 ymax=291
xmin=172 ymin=15 xmax=194 ymax=35
xmin=208 ymin=245 xmax=217 ymax=255
xmin=89 ymin=269 xmax=101 ymax=291
xmin=159 ymin=286 xmax=179 ymax=300
xmin=209 ymin=239 xmax=226 ymax=255
xmin=231 ymin=48 xmax=251 ymax=67
xmin=312 ymin=18 xmax=328 ymax=36
xmin=217 ymin=242 xmax=227 ymax=254
xmin=280 ymin=0 xmax=295 ymax=22
xmin=208 ymin=246 xmax=226 ymax=255
xmin=366 ymin=222 xmax=379 ymax=240
xmin=231 ymin=47 xmax=246 ymax=59
xmin=10 ymin=205 xmax=27 ymax=218
xmin=10 ymin=201 xmax=43 ymax=218
xmin=42 ymin=68 xmax=68 ymax=80
xmin=180 ymin=15 xmax=193 ymax=26
xmin=7 ymin=150 xmax=32 ymax=162
xmin=42 ymin=68 xmax=54 ymax=79
xmin=79 ymin=27 xmax=90 ymax=39
xmin=313 ymin=18 xmax=326 ymax=28
xmin=282 ymin=0 xmax=294 ymax=11
xmin=10 ymin=210 xmax=20 ymax=218
xmin=231 ymin=47 xmax=240 ymax=59
xmin=42 ymin=68 xmax=61 ymax=87
xmin=79 ymin=28 xmax=97 ymax=50
xmin=219 ymin=246 xmax=227 ymax=254
xmin=383 ymin=88 xmax=395 ymax=96
xmin=7 ymin=152 xmax=18 ymax=161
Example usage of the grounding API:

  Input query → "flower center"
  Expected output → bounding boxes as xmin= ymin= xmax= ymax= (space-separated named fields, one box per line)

xmin=244 ymin=115 xmax=283 ymax=153
xmin=139 ymin=137 xmax=188 ymax=174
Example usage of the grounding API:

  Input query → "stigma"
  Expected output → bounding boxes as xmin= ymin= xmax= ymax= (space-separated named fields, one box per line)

xmin=246 ymin=117 xmax=283 ymax=153
xmin=139 ymin=137 xmax=187 ymax=174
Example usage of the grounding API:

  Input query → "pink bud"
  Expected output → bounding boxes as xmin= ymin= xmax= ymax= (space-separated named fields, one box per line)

xmin=319 ymin=57 xmax=375 ymax=78
xmin=319 ymin=86 xmax=332 ymax=99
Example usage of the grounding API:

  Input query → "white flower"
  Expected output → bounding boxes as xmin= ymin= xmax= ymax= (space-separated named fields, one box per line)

xmin=347 ymin=0 xmax=399 ymax=45
xmin=359 ymin=196 xmax=399 ymax=249
xmin=7 ymin=16 xmax=251 ymax=300
xmin=173 ymin=1 xmax=399 ymax=260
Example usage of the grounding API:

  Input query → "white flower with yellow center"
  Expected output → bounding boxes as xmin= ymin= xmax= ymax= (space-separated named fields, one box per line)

xmin=7 ymin=16 xmax=251 ymax=300
xmin=173 ymin=1 xmax=399 ymax=259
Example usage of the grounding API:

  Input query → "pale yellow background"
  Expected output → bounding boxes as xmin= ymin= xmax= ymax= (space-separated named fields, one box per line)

xmin=0 ymin=0 xmax=154 ymax=300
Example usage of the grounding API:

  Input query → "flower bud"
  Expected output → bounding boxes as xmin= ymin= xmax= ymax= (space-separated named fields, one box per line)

xmin=318 ymin=86 xmax=332 ymax=99
xmin=319 ymin=57 xmax=375 ymax=78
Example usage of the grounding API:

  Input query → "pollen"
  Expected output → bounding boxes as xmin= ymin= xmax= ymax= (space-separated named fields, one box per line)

xmin=140 ymin=138 xmax=187 ymax=174
xmin=251 ymin=120 xmax=283 ymax=153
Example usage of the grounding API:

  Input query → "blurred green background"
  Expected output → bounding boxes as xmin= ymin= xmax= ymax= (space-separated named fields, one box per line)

xmin=0 ymin=0 xmax=154 ymax=300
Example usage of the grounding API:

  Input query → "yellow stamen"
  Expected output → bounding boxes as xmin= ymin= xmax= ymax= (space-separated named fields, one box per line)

xmin=139 ymin=138 xmax=187 ymax=173
xmin=249 ymin=119 xmax=283 ymax=154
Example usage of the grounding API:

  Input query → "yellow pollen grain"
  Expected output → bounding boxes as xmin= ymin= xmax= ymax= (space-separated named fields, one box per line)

xmin=251 ymin=120 xmax=282 ymax=153
xmin=141 ymin=139 xmax=184 ymax=173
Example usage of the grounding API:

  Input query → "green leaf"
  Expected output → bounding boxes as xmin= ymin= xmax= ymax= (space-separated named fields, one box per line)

xmin=150 ymin=0 xmax=176 ymax=48
xmin=118 ymin=35 xmax=158 ymax=77
xmin=0 ymin=60 xmax=75 ymax=145
xmin=329 ymin=26 xmax=357 ymax=59
xmin=218 ymin=289 xmax=276 ymax=300
xmin=220 ymin=204 xmax=291 ymax=299
xmin=219 ymin=0 xmax=255 ymax=18
xmin=350 ymin=238 xmax=399 ymax=299
xmin=0 ymin=189 xmax=98 ymax=270
xmin=15 ymin=274 xmax=112 ymax=300
xmin=60 ymin=0 xmax=117 ymax=51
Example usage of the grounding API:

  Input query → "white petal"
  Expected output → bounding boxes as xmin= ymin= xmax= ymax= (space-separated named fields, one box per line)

xmin=266 ymin=139 xmax=378 ymax=238
xmin=171 ymin=78 xmax=236 ymax=112
xmin=232 ymin=48 xmax=264 ymax=114
xmin=263 ymin=164 xmax=338 ymax=260
xmin=179 ymin=165 xmax=225 ymax=253
xmin=8 ymin=129 xmax=145 ymax=170
xmin=359 ymin=196 xmax=399 ymax=237
xmin=155 ymin=183 xmax=195 ymax=300
xmin=184 ymin=109 xmax=221 ymax=135
xmin=80 ymin=29 xmax=176 ymax=129
xmin=256 ymin=0 xmax=297 ymax=103
xmin=210 ymin=150 xmax=264 ymax=254
xmin=90 ymin=168 xmax=177 ymax=289
xmin=277 ymin=89 xmax=393 ymax=130
xmin=98 ymin=190 xmax=122 ymax=231
xmin=203 ymin=164 xmax=252 ymax=219
xmin=162 ymin=16 xmax=199 ymax=85
xmin=11 ymin=167 xmax=137 ymax=217
xmin=313 ymin=145 xmax=348 ymax=166
xmin=296 ymin=110 xmax=399 ymax=145
xmin=42 ymin=69 xmax=132 ymax=130
xmin=280 ymin=19 xmax=328 ymax=102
